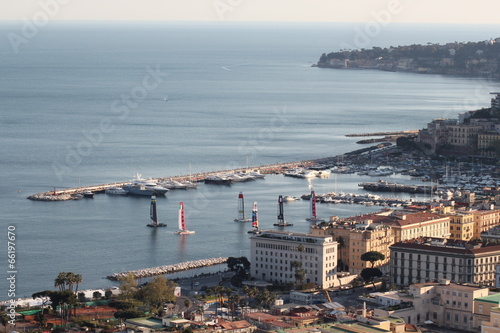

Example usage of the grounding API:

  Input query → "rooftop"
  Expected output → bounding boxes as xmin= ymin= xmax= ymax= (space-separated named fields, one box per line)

xmin=475 ymin=293 xmax=500 ymax=304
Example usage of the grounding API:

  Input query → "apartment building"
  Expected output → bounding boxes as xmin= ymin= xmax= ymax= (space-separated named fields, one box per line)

xmin=249 ymin=230 xmax=338 ymax=288
xmin=310 ymin=220 xmax=393 ymax=274
xmin=448 ymin=211 xmax=475 ymax=241
xmin=390 ymin=240 xmax=500 ymax=286
xmin=373 ymin=281 xmax=488 ymax=330
xmin=474 ymin=209 xmax=500 ymax=239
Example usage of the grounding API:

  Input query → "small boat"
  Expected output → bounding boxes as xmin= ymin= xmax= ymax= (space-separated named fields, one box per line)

xmin=247 ymin=202 xmax=262 ymax=234
xmin=82 ymin=190 xmax=94 ymax=198
xmin=71 ymin=193 xmax=84 ymax=200
xmin=234 ymin=192 xmax=251 ymax=222
xmin=273 ymin=195 xmax=293 ymax=227
xmin=105 ymin=186 xmax=128 ymax=195
xmin=147 ymin=195 xmax=167 ymax=227
xmin=204 ymin=175 xmax=232 ymax=185
xmin=283 ymin=195 xmax=299 ymax=202
xmin=175 ymin=202 xmax=195 ymax=234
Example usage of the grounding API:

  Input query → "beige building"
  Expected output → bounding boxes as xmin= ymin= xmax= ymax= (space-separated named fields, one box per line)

xmin=310 ymin=221 xmax=393 ymax=275
xmin=482 ymin=306 xmax=500 ymax=333
xmin=447 ymin=123 xmax=482 ymax=148
xmin=373 ymin=281 xmax=488 ymax=330
xmin=390 ymin=240 xmax=500 ymax=286
xmin=474 ymin=210 xmax=500 ymax=239
xmin=448 ymin=211 xmax=475 ymax=241
xmin=249 ymin=230 xmax=338 ymax=288
xmin=474 ymin=294 xmax=500 ymax=331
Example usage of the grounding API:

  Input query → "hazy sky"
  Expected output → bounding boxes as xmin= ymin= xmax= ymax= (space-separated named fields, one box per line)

xmin=1 ymin=0 xmax=500 ymax=24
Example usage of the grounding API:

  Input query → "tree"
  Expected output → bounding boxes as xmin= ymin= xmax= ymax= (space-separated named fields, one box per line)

xmin=93 ymin=291 xmax=102 ymax=300
xmin=137 ymin=276 xmax=177 ymax=310
xmin=226 ymin=257 xmax=251 ymax=278
xmin=32 ymin=290 xmax=77 ymax=327
xmin=184 ymin=299 xmax=191 ymax=310
xmin=0 ymin=313 xmax=8 ymax=333
xmin=34 ymin=312 xmax=47 ymax=328
xmin=118 ymin=273 xmax=138 ymax=300
xmin=360 ymin=251 xmax=386 ymax=268
xmin=360 ymin=268 xmax=383 ymax=289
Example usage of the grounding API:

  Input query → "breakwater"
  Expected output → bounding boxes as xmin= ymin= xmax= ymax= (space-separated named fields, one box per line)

xmin=106 ymin=257 xmax=229 ymax=281
xmin=27 ymin=160 xmax=318 ymax=201
xmin=346 ymin=130 xmax=418 ymax=137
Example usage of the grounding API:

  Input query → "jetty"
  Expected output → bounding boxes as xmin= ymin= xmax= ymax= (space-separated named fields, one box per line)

xmin=106 ymin=257 xmax=228 ymax=281
xmin=27 ymin=160 xmax=318 ymax=201
xmin=346 ymin=130 xmax=418 ymax=137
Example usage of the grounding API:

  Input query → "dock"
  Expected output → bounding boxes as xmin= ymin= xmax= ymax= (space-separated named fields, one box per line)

xmin=106 ymin=257 xmax=229 ymax=280
xmin=27 ymin=160 xmax=318 ymax=201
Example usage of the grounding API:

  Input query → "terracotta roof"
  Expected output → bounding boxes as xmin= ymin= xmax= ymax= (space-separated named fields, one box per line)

xmin=358 ymin=212 xmax=448 ymax=228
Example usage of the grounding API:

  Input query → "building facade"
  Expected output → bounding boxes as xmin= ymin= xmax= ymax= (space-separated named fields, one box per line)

xmin=390 ymin=240 xmax=500 ymax=286
xmin=473 ymin=210 xmax=500 ymax=239
xmin=250 ymin=231 xmax=338 ymax=288
xmin=448 ymin=211 xmax=475 ymax=241
xmin=310 ymin=221 xmax=393 ymax=275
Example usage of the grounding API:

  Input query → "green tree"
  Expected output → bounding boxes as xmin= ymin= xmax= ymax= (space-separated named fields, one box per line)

xmin=118 ymin=273 xmax=138 ymax=300
xmin=227 ymin=257 xmax=251 ymax=278
xmin=0 ymin=313 xmax=9 ymax=333
xmin=360 ymin=251 xmax=386 ymax=268
xmin=360 ymin=268 xmax=383 ymax=289
xmin=32 ymin=290 xmax=77 ymax=327
xmin=137 ymin=276 xmax=177 ymax=310
xmin=93 ymin=291 xmax=102 ymax=300
xmin=184 ymin=299 xmax=191 ymax=310
xmin=34 ymin=312 xmax=47 ymax=328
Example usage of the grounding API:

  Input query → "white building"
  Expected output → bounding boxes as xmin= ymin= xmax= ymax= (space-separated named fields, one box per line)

xmin=250 ymin=230 xmax=338 ymax=288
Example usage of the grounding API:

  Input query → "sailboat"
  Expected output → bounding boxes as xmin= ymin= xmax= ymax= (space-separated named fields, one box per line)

xmin=305 ymin=190 xmax=325 ymax=223
xmin=234 ymin=192 xmax=251 ymax=222
xmin=175 ymin=202 xmax=195 ymax=234
xmin=147 ymin=195 xmax=167 ymax=227
xmin=247 ymin=202 xmax=262 ymax=234
xmin=274 ymin=195 xmax=293 ymax=226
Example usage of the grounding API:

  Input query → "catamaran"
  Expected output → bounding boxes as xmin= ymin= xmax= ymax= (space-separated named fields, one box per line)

xmin=147 ymin=195 xmax=167 ymax=227
xmin=274 ymin=195 xmax=293 ymax=226
xmin=305 ymin=190 xmax=325 ymax=223
xmin=247 ymin=202 xmax=262 ymax=234
xmin=175 ymin=202 xmax=195 ymax=234
xmin=234 ymin=192 xmax=251 ymax=222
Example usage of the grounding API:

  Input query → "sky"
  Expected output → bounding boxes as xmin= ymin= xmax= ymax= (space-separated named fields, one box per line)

xmin=1 ymin=0 xmax=500 ymax=24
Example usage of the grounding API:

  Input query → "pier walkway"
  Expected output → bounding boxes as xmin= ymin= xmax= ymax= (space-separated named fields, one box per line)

xmin=106 ymin=257 xmax=229 ymax=280
xmin=27 ymin=160 xmax=318 ymax=201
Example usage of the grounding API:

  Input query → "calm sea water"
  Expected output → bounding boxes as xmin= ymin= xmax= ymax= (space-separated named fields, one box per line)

xmin=1 ymin=22 xmax=499 ymax=298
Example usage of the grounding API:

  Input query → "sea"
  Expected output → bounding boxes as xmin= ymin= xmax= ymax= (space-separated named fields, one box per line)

xmin=1 ymin=21 xmax=500 ymax=299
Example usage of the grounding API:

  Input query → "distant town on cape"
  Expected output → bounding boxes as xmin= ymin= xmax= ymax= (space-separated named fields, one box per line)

xmin=315 ymin=37 xmax=500 ymax=79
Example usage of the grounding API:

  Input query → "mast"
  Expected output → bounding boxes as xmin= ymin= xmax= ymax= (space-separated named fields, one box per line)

xmin=277 ymin=195 xmax=285 ymax=225
xmin=310 ymin=191 xmax=317 ymax=219
xmin=150 ymin=195 xmax=158 ymax=225
xmin=251 ymin=202 xmax=259 ymax=229
xmin=237 ymin=192 xmax=245 ymax=220
xmin=178 ymin=202 xmax=186 ymax=231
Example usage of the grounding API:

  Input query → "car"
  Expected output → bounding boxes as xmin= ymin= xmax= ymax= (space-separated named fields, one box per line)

xmin=194 ymin=282 xmax=199 ymax=286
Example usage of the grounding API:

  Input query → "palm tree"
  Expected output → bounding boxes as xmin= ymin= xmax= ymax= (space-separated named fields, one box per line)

xmin=73 ymin=274 xmax=83 ymax=293
xmin=55 ymin=272 xmax=67 ymax=291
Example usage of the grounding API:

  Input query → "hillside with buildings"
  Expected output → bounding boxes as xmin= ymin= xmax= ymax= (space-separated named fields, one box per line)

xmin=316 ymin=38 xmax=500 ymax=78
xmin=417 ymin=93 xmax=500 ymax=156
